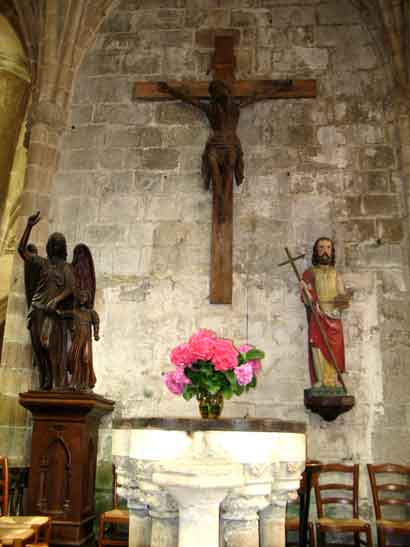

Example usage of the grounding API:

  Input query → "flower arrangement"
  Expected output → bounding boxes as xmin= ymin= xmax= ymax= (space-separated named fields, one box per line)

xmin=164 ymin=329 xmax=264 ymax=416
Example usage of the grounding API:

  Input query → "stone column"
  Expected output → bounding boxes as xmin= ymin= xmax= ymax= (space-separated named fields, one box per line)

xmin=166 ymin=487 xmax=223 ymax=547
xmin=115 ymin=460 xmax=151 ymax=547
xmin=143 ymin=481 xmax=178 ymax=547
xmin=0 ymin=18 xmax=31 ymax=463
xmin=153 ymin=460 xmax=244 ymax=547
xmin=119 ymin=455 xmax=179 ymax=547
xmin=221 ymin=464 xmax=271 ymax=547
xmin=0 ymin=104 xmax=65 ymax=463
xmin=0 ymin=17 xmax=30 ymax=236
xmin=259 ymin=462 xmax=304 ymax=547
xmin=128 ymin=504 xmax=151 ymax=547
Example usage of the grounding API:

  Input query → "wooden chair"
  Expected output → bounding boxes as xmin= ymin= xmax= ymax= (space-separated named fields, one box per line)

xmin=8 ymin=467 xmax=29 ymax=517
xmin=286 ymin=517 xmax=315 ymax=547
xmin=286 ymin=462 xmax=320 ymax=547
xmin=0 ymin=458 xmax=9 ymax=517
xmin=314 ymin=463 xmax=373 ymax=547
xmin=98 ymin=464 xmax=129 ymax=547
xmin=367 ymin=463 xmax=410 ymax=547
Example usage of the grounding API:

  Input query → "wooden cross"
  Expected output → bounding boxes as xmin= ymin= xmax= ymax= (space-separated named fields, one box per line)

xmin=277 ymin=248 xmax=306 ymax=280
xmin=134 ymin=36 xmax=316 ymax=304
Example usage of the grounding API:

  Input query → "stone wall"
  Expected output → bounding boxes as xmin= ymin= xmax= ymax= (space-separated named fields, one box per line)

xmin=51 ymin=0 xmax=410 ymax=476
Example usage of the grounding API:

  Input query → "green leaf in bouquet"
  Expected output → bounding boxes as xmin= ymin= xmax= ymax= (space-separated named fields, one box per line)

xmin=232 ymin=384 xmax=244 ymax=396
xmin=183 ymin=385 xmax=196 ymax=401
xmin=185 ymin=368 xmax=200 ymax=381
xmin=205 ymin=381 xmax=222 ymax=394
xmin=245 ymin=349 xmax=265 ymax=361
xmin=222 ymin=385 xmax=233 ymax=399
xmin=200 ymin=361 xmax=213 ymax=372
xmin=224 ymin=370 xmax=237 ymax=385
xmin=248 ymin=375 xmax=257 ymax=388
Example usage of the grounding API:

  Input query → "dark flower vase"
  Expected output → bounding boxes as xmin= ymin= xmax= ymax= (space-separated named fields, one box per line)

xmin=197 ymin=391 xmax=224 ymax=419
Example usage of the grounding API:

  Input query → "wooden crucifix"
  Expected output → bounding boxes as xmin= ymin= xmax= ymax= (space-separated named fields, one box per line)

xmin=134 ymin=36 xmax=316 ymax=304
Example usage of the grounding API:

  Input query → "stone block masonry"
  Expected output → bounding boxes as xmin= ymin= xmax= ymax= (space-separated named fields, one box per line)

xmin=47 ymin=0 xmax=410 ymax=477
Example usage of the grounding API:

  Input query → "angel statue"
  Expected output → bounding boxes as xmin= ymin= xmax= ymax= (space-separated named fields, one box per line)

xmin=18 ymin=211 xmax=97 ymax=391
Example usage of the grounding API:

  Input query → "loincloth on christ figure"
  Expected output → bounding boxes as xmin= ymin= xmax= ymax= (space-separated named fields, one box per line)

xmin=201 ymin=134 xmax=244 ymax=190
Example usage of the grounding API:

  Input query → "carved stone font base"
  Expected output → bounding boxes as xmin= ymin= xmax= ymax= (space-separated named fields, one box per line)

xmin=112 ymin=418 xmax=306 ymax=547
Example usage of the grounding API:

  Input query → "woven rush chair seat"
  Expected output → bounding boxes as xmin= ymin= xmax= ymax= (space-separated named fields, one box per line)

xmin=317 ymin=517 xmax=372 ymax=529
xmin=368 ymin=463 xmax=410 ymax=547
xmin=101 ymin=509 xmax=129 ymax=523
xmin=314 ymin=463 xmax=373 ymax=547
xmin=376 ymin=519 xmax=410 ymax=531
xmin=0 ymin=526 xmax=36 ymax=547
xmin=0 ymin=516 xmax=50 ymax=543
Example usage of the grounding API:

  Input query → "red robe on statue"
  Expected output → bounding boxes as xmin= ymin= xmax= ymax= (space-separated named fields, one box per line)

xmin=302 ymin=268 xmax=345 ymax=386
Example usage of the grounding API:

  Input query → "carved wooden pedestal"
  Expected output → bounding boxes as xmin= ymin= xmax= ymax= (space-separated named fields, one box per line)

xmin=19 ymin=391 xmax=115 ymax=547
xmin=304 ymin=390 xmax=355 ymax=421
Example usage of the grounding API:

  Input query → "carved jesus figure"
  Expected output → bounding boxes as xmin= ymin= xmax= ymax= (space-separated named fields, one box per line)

xmin=158 ymin=80 xmax=262 ymax=222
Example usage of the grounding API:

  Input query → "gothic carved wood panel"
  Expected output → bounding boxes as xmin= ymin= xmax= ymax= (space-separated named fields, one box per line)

xmin=38 ymin=436 xmax=71 ymax=515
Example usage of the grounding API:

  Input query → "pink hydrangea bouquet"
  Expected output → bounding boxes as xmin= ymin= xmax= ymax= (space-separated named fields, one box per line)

xmin=164 ymin=329 xmax=264 ymax=403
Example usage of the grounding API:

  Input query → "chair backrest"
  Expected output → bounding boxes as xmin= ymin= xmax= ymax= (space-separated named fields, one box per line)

xmin=367 ymin=463 xmax=410 ymax=521
xmin=314 ymin=463 xmax=359 ymax=519
xmin=112 ymin=463 xmax=119 ymax=510
xmin=298 ymin=462 xmax=321 ymax=546
xmin=0 ymin=456 xmax=9 ymax=516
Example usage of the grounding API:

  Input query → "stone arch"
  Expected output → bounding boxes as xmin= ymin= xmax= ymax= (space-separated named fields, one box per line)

xmin=353 ymin=0 xmax=410 ymax=93
xmin=0 ymin=13 xmax=31 ymax=357
xmin=349 ymin=0 xmax=394 ymax=83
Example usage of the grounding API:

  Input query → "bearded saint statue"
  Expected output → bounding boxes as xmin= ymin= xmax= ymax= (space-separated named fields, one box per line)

xmin=301 ymin=237 xmax=352 ymax=392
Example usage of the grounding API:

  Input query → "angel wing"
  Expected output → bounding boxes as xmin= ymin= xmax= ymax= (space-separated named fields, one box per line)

xmin=71 ymin=244 xmax=96 ymax=307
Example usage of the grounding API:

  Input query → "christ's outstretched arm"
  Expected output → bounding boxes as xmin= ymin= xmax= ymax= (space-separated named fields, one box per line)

xmin=157 ymin=82 xmax=209 ymax=113
xmin=238 ymin=80 xmax=293 ymax=108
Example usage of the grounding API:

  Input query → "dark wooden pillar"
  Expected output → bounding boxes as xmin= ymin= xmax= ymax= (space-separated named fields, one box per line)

xmin=19 ymin=391 xmax=114 ymax=547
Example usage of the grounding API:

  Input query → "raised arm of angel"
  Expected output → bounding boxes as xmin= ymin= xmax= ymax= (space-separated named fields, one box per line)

xmin=18 ymin=211 xmax=41 ymax=262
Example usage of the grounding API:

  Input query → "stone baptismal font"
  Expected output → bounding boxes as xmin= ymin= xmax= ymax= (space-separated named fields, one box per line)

xmin=112 ymin=417 xmax=306 ymax=547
